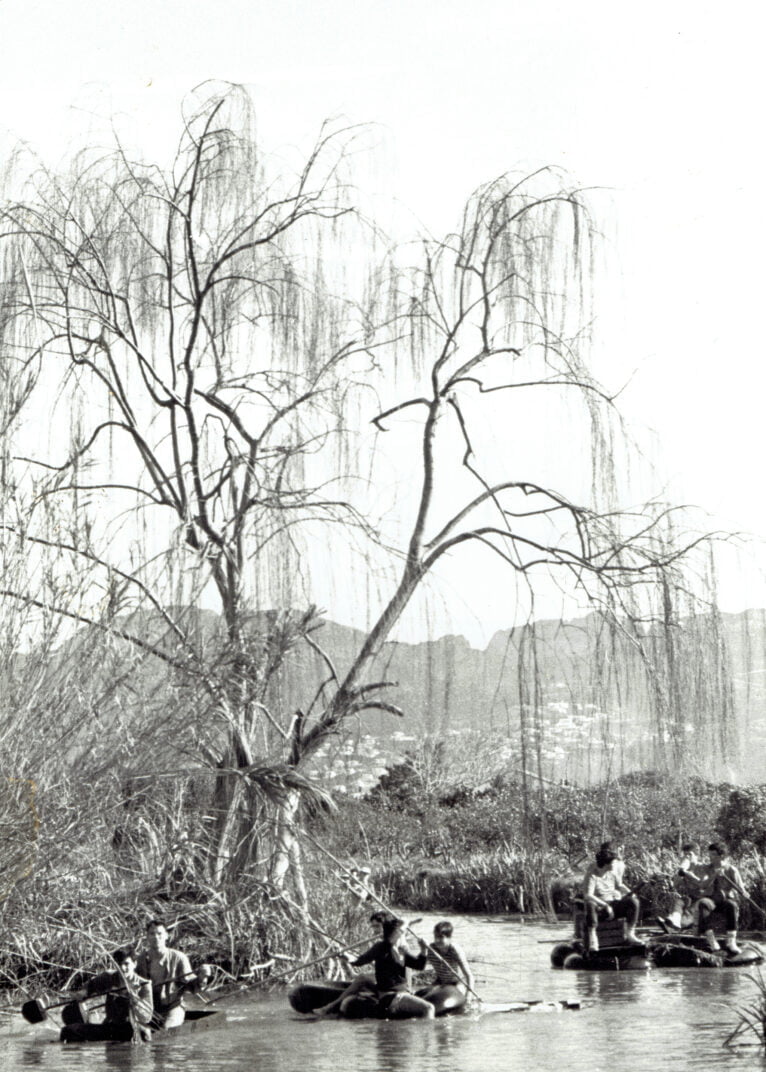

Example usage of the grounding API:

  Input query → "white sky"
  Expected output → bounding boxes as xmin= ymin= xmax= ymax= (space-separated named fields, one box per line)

xmin=1 ymin=0 xmax=765 ymax=640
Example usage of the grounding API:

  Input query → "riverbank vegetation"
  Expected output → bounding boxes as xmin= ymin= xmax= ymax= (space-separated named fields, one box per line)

xmin=0 ymin=83 xmax=756 ymax=997
xmin=4 ymin=752 xmax=766 ymax=1002
xmin=315 ymin=752 xmax=766 ymax=925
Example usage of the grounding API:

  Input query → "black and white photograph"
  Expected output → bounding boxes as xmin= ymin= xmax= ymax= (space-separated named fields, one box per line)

xmin=1 ymin=2 xmax=766 ymax=1067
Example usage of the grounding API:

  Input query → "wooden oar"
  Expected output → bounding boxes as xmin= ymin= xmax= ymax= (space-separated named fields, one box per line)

xmin=20 ymin=968 xmax=206 ymax=1025
xmin=200 ymin=936 xmax=375 ymax=1008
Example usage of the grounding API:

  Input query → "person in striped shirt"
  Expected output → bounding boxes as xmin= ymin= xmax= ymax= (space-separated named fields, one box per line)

xmin=419 ymin=921 xmax=475 ymax=1007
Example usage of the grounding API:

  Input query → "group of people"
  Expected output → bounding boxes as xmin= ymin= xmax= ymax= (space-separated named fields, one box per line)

xmin=317 ymin=912 xmax=474 ymax=1020
xmin=582 ymin=839 xmax=748 ymax=955
xmin=60 ymin=919 xmax=207 ymax=1043
xmin=662 ymin=841 xmax=747 ymax=952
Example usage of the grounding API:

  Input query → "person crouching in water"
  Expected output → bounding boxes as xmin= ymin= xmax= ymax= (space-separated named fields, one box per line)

xmin=418 ymin=921 xmax=475 ymax=1011
xmin=135 ymin=919 xmax=195 ymax=1028
xmin=695 ymin=842 xmax=746 ymax=954
xmin=318 ymin=917 xmax=434 ymax=1018
xmin=61 ymin=947 xmax=153 ymax=1043
xmin=583 ymin=847 xmax=642 ymax=951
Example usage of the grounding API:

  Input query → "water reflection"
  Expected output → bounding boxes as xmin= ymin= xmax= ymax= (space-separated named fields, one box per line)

xmin=574 ymin=964 xmax=653 ymax=1003
xmin=371 ymin=1019 xmax=455 ymax=1072
xmin=18 ymin=1048 xmax=48 ymax=1067
xmin=2 ymin=918 xmax=762 ymax=1072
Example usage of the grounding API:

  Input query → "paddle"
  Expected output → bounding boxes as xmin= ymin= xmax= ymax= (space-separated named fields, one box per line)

xmin=21 ymin=967 xmax=209 ymax=1025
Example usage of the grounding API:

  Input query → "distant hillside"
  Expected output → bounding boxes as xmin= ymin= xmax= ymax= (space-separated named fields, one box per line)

xmin=266 ymin=608 xmax=766 ymax=784
xmin=26 ymin=604 xmax=766 ymax=785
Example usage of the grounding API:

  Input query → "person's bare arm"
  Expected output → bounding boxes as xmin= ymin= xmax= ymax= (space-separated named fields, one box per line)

xmin=452 ymin=943 xmax=475 ymax=992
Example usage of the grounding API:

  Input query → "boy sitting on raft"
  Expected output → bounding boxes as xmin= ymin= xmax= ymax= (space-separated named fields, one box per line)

xmin=659 ymin=842 xmax=704 ymax=931
xmin=317 ymin=916 xmax=433 ymax=1018
xmin=694 ymin=842 xmax=746 ymax=955
xmin=583 ymin=847 xmax=642 ymax=951
xmin=418 ymin=921 xmax=475 ymax=1010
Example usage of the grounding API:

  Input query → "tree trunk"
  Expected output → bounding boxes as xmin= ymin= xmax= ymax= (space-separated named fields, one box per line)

xmin=270 ymin=789 xmax=305 ymax=906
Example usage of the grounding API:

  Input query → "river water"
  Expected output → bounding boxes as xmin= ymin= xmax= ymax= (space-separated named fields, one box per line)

xmin=1 ymin=914 xmax=760 ymax=1070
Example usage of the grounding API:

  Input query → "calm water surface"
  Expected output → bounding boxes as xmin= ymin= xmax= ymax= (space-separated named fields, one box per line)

xmin=1 ymin=914 xmax=758 ymax=1071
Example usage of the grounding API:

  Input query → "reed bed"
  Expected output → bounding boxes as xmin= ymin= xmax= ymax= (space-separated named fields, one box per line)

xmin=379 ymin=848 xmax=567 ymax=915
xmin=725 ymin=968 xmax=766 ymax=1050
xmin=374 ymin=849 xmax=766 ymax=925
xmin=0 ymin=823 xmax=376 ymax=998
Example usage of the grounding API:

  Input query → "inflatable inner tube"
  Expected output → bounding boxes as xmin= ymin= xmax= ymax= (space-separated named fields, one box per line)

xmin=725 ymin=944 xmax=764 ymax=967
xmin=649 ymin=936 xmax=764 ymax=969
xmin=288 ymin=980 xmax=348 ymax=1014
xmin=550 ymin=943 xmax=575 ymax=969
xmin=288 ymin=979 xmax=467 ymax=1017
xmin=415 ymin=985 xmax=467 ymax=1016
xmin=561 ymin=944 xmax=651 ymax=971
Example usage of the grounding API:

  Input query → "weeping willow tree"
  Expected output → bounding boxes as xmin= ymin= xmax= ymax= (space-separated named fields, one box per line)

xmin=0 ymin=82 xmax=731 ymax=904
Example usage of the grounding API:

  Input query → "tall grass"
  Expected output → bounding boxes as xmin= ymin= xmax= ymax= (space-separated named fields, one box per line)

xmin=725 ymin=969 xmax=766 ymax=1050
xmin=378 ymin=847 xmax=556 ymax=915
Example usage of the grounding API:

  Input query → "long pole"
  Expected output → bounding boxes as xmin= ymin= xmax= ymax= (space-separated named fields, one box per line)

xmin=261 ymin=936 xmax=373 ymax=983
xmin=301 ymin=829 xmax=484 ymax=1004
xmin=719 ymin=870 xmax=766 ymax=920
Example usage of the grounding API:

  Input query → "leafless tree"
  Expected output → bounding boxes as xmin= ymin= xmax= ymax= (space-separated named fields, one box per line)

xmin=0 ymin=83 xmax=725 ymax=898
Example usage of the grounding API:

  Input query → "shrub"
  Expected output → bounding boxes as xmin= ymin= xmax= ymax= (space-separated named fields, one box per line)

xmin=717 ymin=786 xmax=766 ymax=854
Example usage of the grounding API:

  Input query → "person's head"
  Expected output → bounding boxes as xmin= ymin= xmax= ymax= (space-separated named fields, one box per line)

xmin=681 ymin=842 xmax=700 ymax=858
xmin=113 ymin=947 xmax=137 ymax=975
xmin=382 ymin=917 xmax=405 ymax=944
xmin=369 ymin=909 xmax=394 ymax=935
xmin=146 ymin=919 xmax=170 ymax=953
xmin=708 ymin=842 xmax=727 ymax=864
xmin=600 ymin=840 xmax=623 ymax=857
xmin=595 ymin=848 xmax=618 ymax=870
xmin=433 ymin=921 xmax=453 ymax=948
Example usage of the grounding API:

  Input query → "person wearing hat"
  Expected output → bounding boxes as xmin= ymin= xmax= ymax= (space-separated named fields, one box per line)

xmin=346 ymin=865 xmax=374 ymax=904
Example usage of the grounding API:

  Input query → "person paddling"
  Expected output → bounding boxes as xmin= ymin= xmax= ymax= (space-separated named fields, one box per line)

xmin=60 ymin=947 xmax=153 ymax=1043
xmin=418 ymin=920 xmax=475 ymax=1009
xmin=317 ymin=917 xmax=433 ymax=1019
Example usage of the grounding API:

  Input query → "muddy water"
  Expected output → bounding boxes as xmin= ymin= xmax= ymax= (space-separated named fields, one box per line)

xmin=0 ymin=915 xmax=758 ymax=1070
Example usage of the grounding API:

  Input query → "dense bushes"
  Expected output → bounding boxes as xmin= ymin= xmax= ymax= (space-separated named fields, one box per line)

xmin=716 ymin=786 xmax=766 ymax=854
xmin=329 ymin=764 xmax=732 ymax=866
xmin=317 ymin=759 xmax=766 ymax=919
